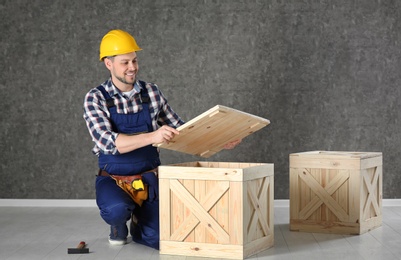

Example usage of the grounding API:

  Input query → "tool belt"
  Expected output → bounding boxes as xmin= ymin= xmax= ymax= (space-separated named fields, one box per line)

xmin=98 ymin=169 xmax=157 ymax=206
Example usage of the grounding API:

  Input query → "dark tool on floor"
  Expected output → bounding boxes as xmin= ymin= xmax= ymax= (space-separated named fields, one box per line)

xmin=67 ymin=241 xmax=89 ymax=254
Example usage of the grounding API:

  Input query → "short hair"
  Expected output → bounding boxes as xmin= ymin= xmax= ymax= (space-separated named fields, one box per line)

xmin=105 ymin=56 xmax=115 ymax=61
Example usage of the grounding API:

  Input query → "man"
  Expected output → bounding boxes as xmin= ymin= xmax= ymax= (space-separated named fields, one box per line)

xmin=83 ymin=29 xmax=240 ymax=249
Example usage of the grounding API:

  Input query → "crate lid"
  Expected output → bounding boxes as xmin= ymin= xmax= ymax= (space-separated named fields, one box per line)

xmin=154 ymin=105 xmax=270 ymax=158
xmin=290 ymin=151 xmax=382 ymax=159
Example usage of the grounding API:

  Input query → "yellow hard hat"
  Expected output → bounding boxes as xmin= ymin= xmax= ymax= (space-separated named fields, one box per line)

xmin=99 ymin=29 xmax=142 ymax=61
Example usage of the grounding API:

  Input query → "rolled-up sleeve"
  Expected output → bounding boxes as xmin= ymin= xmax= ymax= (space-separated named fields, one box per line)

xmin=83 ymin=89 xmax=119 ymax=155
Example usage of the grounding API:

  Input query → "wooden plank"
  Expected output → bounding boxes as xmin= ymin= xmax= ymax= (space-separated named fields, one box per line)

xmin=362 ymin=167 xmax=381 ymax=221
xmin=348 ymin=169 xmax=361 ymax=224
xmin=244 ymin=236 xmax=274 ymax=258
xmin=183 ymin=179 xmax=195 ymax=242
xmin=229 ymin=182 xmax=243 ymax=245
xmin=290 ymin=156 xmax=362 ymax=170
xmin=247 ymin=180 xmax=258 ymax=242
xmin=160 ymin=241 xmax=245 ymax=259
xmin=290 ymin=151 xmax=382 ymax=170
xmin=195 ymin=179 xmax=206 ymax=243
xmin=159 ymin=179 xmax=171 ymax=240
xmin=361 ymin=155 xmax=383 ymax=169
xmin=154 ymin=105 xmax=270 ymax=158
xmin=268 ymin=174 xmax=274 ymax=237
xmin=172 ymin=179 xmax=184 ymax=240
xmin=242 ymin=164 xmax=274 ymax=181
xmin=159 ymin=166 xmax=243 ymax=181
xmin=289 ymin=167 xmax=299 ymax=221
xmin=291 ymin=151 xmax=382 ymax=159
xmin=290 ymin=220 xmax=360 ymax=234
xmin=378 ymin=165 xmax=383 ymax=212
xmin=247 ymin=179 xmax=269 ymax=240
xmin=159 ymin=163 xmax=272 ymax=182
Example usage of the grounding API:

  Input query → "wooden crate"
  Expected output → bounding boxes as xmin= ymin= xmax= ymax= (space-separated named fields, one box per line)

xmin=289 ymin=151 xmax=383 ymax=235
xmin=159 ymin=161 xmax=274 ymax=259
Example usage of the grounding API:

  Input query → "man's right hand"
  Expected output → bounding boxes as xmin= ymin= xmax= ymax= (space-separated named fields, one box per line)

xmin=151 ymin=125 xmax=179 ymax=145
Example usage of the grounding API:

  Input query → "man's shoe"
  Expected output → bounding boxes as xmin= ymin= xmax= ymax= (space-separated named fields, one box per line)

xmin=108 ymin=237 xmax=127 ymax=246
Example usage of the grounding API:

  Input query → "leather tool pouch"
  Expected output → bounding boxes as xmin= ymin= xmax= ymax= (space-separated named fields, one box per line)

xmin=111 ymin=175 xmax=148 ymax=206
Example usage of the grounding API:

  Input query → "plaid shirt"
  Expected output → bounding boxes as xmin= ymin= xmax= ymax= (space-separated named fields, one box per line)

xmin=83 ymin=78 xmax=185 ymax=155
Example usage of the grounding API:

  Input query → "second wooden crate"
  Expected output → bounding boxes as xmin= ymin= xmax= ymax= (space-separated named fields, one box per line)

xmin=289 ymin=151 xmax=383 ymax=235
xmin=159 ymin=161 xmax=274 ymax=259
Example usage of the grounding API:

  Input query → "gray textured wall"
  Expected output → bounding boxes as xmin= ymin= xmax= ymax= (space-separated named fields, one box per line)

xmin=1 ymin=0 xmax=400 ymax=199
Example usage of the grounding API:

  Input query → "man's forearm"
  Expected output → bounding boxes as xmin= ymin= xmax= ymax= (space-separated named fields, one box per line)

xmin=115 ymin=125 xmax=179 ymax=154
xmin=115 ymin=133 xmax=154 ymax=154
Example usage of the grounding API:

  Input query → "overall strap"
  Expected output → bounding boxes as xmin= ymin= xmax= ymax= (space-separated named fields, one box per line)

xmin=138 ymin=80 xmax=150 ymax=104
xmin=96 ymin=85 xmax=115 ymax=108
xmin=137 ymin=80 xmax=153 ymax=125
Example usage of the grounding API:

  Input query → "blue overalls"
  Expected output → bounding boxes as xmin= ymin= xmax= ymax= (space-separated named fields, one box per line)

xmin=95 ymin=82 xmax=160 ymax=249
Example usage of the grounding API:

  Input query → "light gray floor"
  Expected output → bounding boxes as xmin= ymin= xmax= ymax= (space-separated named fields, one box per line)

xmin=1 ymin=205 xmax=401 ymax=260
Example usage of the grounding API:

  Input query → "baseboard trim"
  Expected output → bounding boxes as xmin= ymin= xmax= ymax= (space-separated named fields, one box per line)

xmin=0 ymin=199 xmax=400 ymax=207
xmin=0 ymin=199 xmax=97 ymax=207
